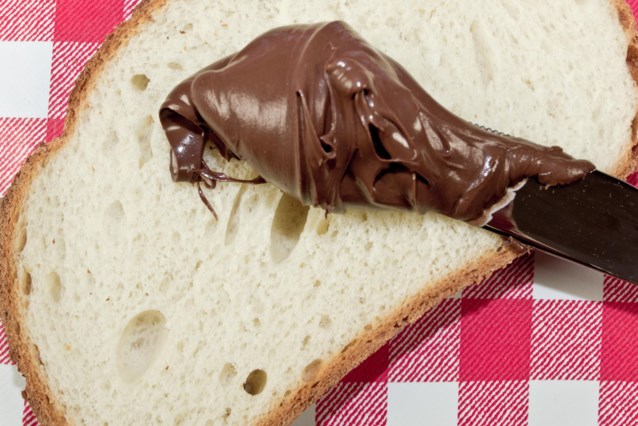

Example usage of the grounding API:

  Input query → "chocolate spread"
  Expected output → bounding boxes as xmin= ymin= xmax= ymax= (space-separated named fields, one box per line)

xmin=159 ymin=21 xmax=594 ymax=222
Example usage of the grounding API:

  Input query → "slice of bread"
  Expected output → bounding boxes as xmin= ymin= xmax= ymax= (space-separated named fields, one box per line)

xmin=1 ymin=0 xmax=636 ymax=424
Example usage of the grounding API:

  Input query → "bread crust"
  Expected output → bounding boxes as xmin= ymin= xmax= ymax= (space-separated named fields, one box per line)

xmin=0 ymin=1 xmax=166 ymax=424
xmin=613 ymin=0 xmax=638 ymax=179
xmin=0 ymin=1 xmax=635 ymax=425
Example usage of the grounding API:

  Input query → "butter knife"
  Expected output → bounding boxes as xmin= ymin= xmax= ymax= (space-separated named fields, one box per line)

xmin=486 ymin=170 xmax=638 ymax=284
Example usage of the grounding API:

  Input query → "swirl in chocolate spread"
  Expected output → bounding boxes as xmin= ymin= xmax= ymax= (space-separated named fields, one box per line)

xmin=159 ymin=21 xmax=594 ymax=223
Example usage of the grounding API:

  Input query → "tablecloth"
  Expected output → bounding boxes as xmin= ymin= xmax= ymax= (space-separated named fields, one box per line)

xmin=1 ymin=0 xmax=638 ymax=424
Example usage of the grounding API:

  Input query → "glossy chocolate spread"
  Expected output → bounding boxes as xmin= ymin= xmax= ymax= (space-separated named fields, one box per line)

xmin=160 ymin=21 xmax=594 ymax=222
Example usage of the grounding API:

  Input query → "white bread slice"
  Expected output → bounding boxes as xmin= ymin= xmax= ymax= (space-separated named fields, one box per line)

xmin=1 ymin=0 xmax=636 ymax=424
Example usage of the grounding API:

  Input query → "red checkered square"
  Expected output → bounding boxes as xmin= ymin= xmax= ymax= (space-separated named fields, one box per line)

xmin=48 ymin=42 xmax=100 ymax=119
xmin=458 ymin=380 xmax=528 ymax=426
xmin=463 ymin=254 xmax=533 ymax=300
xmin=316 ymin=382 xmax=386 ymax=426
xmin=0 ymin=0 xmax=56 ymax=41
xmin=46 ymin=118 xmax=66 ymax=142
xmin=599 ymin=381 xmax=638 ymax=426
xmin=459 ymin=299 xmax=532 ymax=381
xmin=603 ymin=275 xmax=638 ymax=302
xmin=0 ymin=117 xmax=47 ymax=196
xmin=601 ymin=302 xmax=638 ymax=381
xmin=54 ymin=0 xmax=123 ymax=43
xmin=389 ymin=298 xmax=460 ymax=382
xmin=530 ymin=300 xmax=602 ymax=380
xmin=0 ymin=320 xmax=14 ymax=365
xmin=22 ymin=399 xmax=37 ymax=426
xmin=342 ymin=344 xmax=388 ymax=383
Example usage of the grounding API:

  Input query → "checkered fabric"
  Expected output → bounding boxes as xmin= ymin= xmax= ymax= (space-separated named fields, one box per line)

xmin=0 ymin=1 xmax=637 ymax=425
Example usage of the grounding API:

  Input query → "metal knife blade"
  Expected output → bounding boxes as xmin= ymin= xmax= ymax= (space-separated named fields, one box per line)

xmin=486 ymin=170 xmax=638 ymax=284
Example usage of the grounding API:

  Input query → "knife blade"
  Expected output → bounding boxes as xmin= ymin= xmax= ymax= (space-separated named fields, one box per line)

xmin=486 ymin=170 xmax=638 ymax=284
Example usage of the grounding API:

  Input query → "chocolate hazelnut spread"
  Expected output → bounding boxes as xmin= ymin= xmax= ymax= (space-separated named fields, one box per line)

xmin=159 ymin=21 xmax=594 ymax=222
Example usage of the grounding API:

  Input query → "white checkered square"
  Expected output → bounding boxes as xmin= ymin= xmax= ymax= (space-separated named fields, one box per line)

xmin=387 ymin=382 xmax=457 ymax=426
xmin=0 ymin=42 xmax=52 ymax=118
xmin=292 ymin=405 xmax=316 ymax=426
xmin=0 ymin=364 xmax=25 ymax=426
xmin=533 ymin=252 xmax=604 ymax=301
xmin=529 ymin=380 xmax=598 ymax=426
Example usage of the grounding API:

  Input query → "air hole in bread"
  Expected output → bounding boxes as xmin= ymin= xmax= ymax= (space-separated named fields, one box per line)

xmin=315 ymin=216 xmax=329 ymax=235
xmin=104 ymin=201 xmax=125 ymax=224
xmin=131 ymin=74 xmax=150 ymax=91
xmin=223 ymin=407 xmax=232 ymax=420
xmin=167 ymin=62 xmax=183 ymax=70
xmin=116 ymin=310 xmax=167 ymax=382
xmin=33 ymin=344 xmax=42 ymax=365
xmin=181 ymin=23 xmax=193 ymax=33
xmin=243 ymin=369 xmax=267 ymax=395
xmin=302 ymin=335 xmax=311 ymax=349
xmin=224 ymin=186 xmax=246 ymax=246
xmin=136 ymin=115 xmax=154 ymax=168
xmin=252 ymin=317 xmax=261 ymax=327
xmin=313 ymin=279 xmax=321 ymax=288
xmin=302 ymin=359 xmax=323 ymax=382
xmin=219 ymin=363 xmax=237 ymax=385
xmin=270 ymin=193 xmax=309 ymax=263
xmin=319 ymin=315 xmax=331 ymax=328
xmin=22 ymin=270 xmax=32 ymax=296
xmin=15 ymin=221 xmax=27 ymax=253
xmin=47 ymin=271 xmax=62 ymax=303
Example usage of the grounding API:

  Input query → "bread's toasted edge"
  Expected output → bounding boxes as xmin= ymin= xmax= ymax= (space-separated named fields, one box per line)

xmin=258 ymin=243 xmax=524 ymax=426
xmin=0 ymin=142 xmax=67 ymax=426
xmin=0 ymin=0 xmax=167 ymax=424
xmin=614 ymin=0 xmax=638 ymax=179
xmin=0 ymin=0 xmax=635 ymax=425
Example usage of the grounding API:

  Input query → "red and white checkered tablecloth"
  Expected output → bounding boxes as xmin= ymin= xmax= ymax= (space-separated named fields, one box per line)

xmin=1 ymin=1 xmax=638 ymax=425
